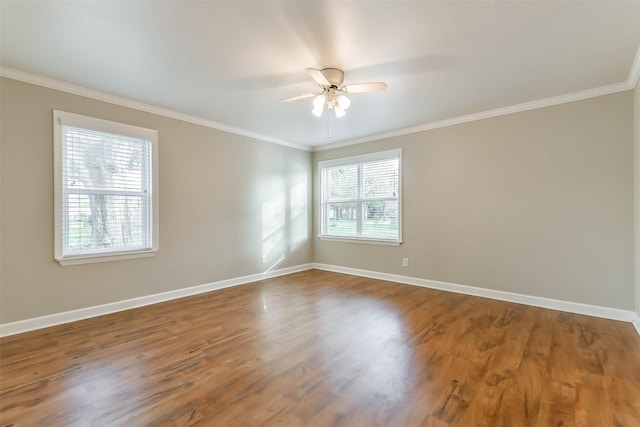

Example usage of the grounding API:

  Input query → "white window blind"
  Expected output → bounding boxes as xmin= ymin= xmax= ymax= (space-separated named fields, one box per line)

xmin=54 ymin=111 xmax=158 ymax=265
xmin=319 ymin=149 xmax=401 ymax=244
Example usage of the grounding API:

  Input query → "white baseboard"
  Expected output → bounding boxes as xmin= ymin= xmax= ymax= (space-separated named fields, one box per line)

xmin=0 ymin=264 xmax=313 ymax=337
xmin=632 ymin=315 xmax=640 ymax=336
xmin=312 ymin=263 xmax=640 ymax=336
xmin=3 ymin=263 xmax=639 ymax=338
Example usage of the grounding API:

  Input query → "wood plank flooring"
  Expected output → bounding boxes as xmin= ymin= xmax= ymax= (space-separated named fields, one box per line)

xmin=1 ymin=269 xmax=639 ymax=426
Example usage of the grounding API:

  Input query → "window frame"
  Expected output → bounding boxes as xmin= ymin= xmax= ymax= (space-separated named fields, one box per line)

xmin=318 ymin=149 xmax=402 ymax=246
xmin=53 ymin=110 xmax=159 ymax=266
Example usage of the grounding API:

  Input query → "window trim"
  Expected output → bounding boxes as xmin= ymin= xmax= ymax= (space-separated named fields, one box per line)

xmin=53 ymin=110 xmax=159 ymax=266
xmin=318 ymin=149 xmax=402 ymax=245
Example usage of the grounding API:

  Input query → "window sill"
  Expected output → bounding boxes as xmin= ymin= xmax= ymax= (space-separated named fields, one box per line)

xmin=318 ymin=236 xmax=402 ymax=246
xmin=56 ymin=249 xmax=158 ymax=266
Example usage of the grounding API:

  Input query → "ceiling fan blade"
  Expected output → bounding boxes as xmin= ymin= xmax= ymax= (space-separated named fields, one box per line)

xmin=342 ymin=82 xmax=387 ymax=93
xmin=306 ymin=68 xmax=330 ymax=86
xmin=280 ymin=93 xmax=315 ymax=103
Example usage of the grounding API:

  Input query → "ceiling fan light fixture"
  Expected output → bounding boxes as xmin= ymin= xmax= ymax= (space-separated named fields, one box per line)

xmin=336 ymin=95 xmax=351 ymax=110
xmin=312 ymin=93 xmax=326 ymax=117
xmin=312 ymin=105 xmax=324 ymax=117
xmin=282 ymin=67 xmax=387 ymax=124
xmin=313 ymin=94 xmax=326 ymax=108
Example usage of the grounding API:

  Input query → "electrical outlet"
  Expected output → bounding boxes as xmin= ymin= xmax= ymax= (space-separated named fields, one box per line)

xmin=261 ymin=255 xmax=267 ymax=264
xmin=402 ymin=258 xmax=409 ymax=267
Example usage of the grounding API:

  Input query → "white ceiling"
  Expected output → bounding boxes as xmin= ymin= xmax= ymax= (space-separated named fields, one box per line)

xmin=2 ymin=1 xmax=640 ymax=149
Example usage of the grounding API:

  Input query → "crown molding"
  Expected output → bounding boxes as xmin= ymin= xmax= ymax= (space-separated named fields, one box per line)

xmin=313 ymin=80 xmax=633 ymax=151
xmin=0 ymin=66 xmax=311 ymax=152
xmin=3 ymin=40 xmax=639 ymax=154
xmin=628 ymin=45 xmax=640 ymax=89
xmin=313 ymin=44 xmax=640 ymax=152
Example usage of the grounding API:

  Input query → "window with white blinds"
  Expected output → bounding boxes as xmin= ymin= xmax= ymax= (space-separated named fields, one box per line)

xmin=319 ymin=149 xmax=401 ymax=244
xmin=53 ymin=110 xmax=158 ymax=265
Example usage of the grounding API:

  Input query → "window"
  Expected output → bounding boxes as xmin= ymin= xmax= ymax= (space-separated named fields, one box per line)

xmin=53 ymin=110 xmax=158 ymax=265
xmin=319 ymin=149 xmax=401 ymax=244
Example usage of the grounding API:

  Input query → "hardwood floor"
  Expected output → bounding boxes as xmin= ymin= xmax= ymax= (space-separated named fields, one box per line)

xmin=1 ymin=269 xmax=639 ymax=426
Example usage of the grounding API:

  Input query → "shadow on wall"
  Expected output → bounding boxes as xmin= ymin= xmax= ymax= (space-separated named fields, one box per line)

xmin=261 ymin=172 xmax=309 ymax=272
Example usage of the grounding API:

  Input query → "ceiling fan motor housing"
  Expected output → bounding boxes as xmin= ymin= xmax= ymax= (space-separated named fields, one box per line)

xmin=321 ymin=68 xmax=345 ymax=87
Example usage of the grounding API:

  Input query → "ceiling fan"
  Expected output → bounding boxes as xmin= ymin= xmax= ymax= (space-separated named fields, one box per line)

xmin=281 ymin=68 xmax=387 ymax=118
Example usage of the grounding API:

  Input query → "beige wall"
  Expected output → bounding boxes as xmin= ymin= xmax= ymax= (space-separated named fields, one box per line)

xmin=0 ymin=77 xmax=313 ymax=324
xmin=314 ymin=92 xmax=635 ymax=310
xmin=1 ymin=76 xmax=636 ymax=325
xmin=635 ymin=80 xmax=640 ymax=318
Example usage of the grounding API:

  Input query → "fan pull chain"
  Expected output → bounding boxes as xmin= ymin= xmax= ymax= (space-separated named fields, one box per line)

xmin=327 ymin=107 xmax=332 ymax=139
